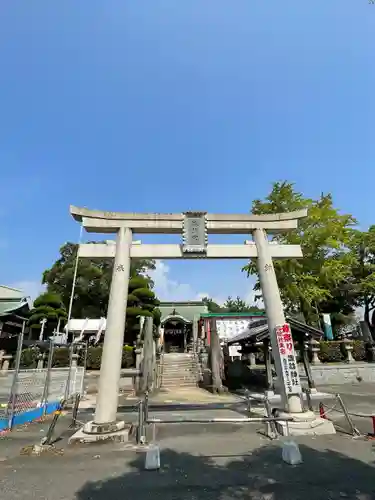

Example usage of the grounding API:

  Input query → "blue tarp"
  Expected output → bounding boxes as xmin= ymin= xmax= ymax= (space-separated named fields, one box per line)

xmin=0 ymin=401 xmax=61 ymax=431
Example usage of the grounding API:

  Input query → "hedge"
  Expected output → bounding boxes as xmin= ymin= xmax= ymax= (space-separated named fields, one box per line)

xmin=318 ymin=341 xmax=367 ymax=363
xmin=317 ymin=341 xmax=345 ymax=363
xmin=17 ymin=345 xmax=135 ymax=369
xmin=14 ymin=340 xmax=370 ymax=369
xmin=250 ymin=340 xmax=368 ymax=364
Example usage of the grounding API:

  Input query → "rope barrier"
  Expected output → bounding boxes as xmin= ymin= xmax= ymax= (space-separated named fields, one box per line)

xmin=321 ymin=403 xmax=375 ymax=419
xmin=318 ymin=394 xmax=364 ymax=437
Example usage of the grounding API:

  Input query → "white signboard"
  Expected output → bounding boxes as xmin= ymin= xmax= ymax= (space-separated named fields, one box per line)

xmin=275 ymin=324 xmax=302 ymax=395
xmin=229 ymin=345 xmax=241 ymax=358
xmin=216 ymin=319 xmax=249 ymax=341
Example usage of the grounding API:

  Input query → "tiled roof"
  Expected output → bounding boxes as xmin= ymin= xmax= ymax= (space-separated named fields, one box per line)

xmin=0 ymin=297 xmax=32 ymax=317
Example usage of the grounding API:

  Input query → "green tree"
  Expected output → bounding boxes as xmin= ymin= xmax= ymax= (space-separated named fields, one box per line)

xmin=201 ymin=295 xmax=264 ymax=314
xmin=201 ymin=296 xmax=224 ymax=313
xmin=348 ymin=227 xmax=375 ymax=338
xmin=243 ymin=181 xmax=356 ymax=324
xmin=27 ymin=292 xmax=67 ymax=339
xmin=42 ymin=242 xmax=156 ymax=318
xmin=126 ymin=276 xmax=160 ymax=343
xmin=223 ymin=296 xmax=264 ymax=313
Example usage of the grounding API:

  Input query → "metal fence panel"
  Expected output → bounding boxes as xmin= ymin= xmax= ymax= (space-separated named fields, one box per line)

xmin=11 ymin=369 xmax=47 ymax=415
xmin=0 ymin=366 xmax=85 ymax=431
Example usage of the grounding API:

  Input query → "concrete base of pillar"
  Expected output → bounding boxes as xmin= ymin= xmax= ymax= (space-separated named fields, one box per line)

xmin=68 ymin=420 xmax=130 ymax=444
xmin=275 ymin=410 xmax=336 ymax=437
xmin=265 ymin=390 xmax=275 ymax=399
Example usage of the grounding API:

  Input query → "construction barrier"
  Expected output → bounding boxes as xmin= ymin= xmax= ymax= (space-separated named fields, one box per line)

xmin=318 ymin=393 xmax=375 ymax=438
xmin=136 ymin=390 xmax=294 ymax=446
xmin=41 ymin=399 xmax=66 ymax=446
xmin=137 ymin=391 xmax=304 ymax=469
xmin=0 ymin=341 xmax=87 ymax=431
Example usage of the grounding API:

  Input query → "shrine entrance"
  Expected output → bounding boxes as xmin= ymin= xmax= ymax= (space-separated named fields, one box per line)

xmin=70 ymin=205 xmax=309 ymax=428
xmin=161 ymin=311 xmax=192 ymax=353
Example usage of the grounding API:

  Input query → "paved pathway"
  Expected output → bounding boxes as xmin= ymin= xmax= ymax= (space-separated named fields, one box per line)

xmin=1 ymin=382 xmax=375 ymax=498
xmin=1 ymin=420 xmax=375 ymax=499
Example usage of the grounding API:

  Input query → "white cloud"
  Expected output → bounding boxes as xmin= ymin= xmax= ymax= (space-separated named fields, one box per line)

xmin=245 ymin=287 xmax=264 ymax=308
xmin=149 ymin=261 xmax=226 ymax=303
xmin=9 ymin=281 xmax=45 ymax=302
xmin=148 ymin=261 xmax=263 ymax=307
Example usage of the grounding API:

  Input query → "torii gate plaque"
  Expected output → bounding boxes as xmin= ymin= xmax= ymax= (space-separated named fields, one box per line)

xmin=69 ymin=206 xmax=335 ymax=438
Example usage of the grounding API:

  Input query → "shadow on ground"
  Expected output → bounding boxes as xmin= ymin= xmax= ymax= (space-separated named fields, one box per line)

xmin=76 ymin=444 xmax=375 ymax=500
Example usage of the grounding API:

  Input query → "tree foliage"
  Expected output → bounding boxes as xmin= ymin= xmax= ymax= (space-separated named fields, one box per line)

xmin=125 ymin=276 xmax=160 ymax=343
xmin=42 ymin=242 xmax=158 ymax=344
xmin=201 ymin=296 xmax=264 ymax=314
xmin=347 ymin=227 xmax=375 ymax=337
xmin=243 ymin=181 xmax=357 ymax=325
xmin=201 ymin=297 xmax=224 ymax=313
xmin=42 ymin=242 xmax=156 ymax=318
xmin=27 ymin=292 xmax=67 ymax=338
xmin=223 ymin=296 xmax=263 ymax=313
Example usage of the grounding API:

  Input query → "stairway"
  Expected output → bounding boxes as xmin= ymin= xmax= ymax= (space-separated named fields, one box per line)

xmin=160 ymin=353 xmax=200 ymax=389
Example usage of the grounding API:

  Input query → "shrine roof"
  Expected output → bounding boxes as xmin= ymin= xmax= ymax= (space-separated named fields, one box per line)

xmin=0 ymin=288 xmax=32 ymax=318
xmin=227 ymin=316 xmax=323 ymax=344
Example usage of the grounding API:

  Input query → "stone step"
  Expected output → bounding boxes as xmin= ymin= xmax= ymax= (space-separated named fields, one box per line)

xmin=160 ymin=354 xmax=200 ymax=389
xmin=162 ymin=359 xmax=197 ymax=364
xmin=161 ymin=375 xmax=197 ymax=383
xmin=163 ymin=368 xmax=197 ymax=372
xmin=163 ymin=365 xmax=197 ymax=370
xmin=161 ymin=381 xmax=198 ymax=388
xmin=163 ymin=358 xmax=196 ymax=362
xmin=161 ymin=373 xmax=198 ymax=380
xmin=162 ymin=370 xmax=198 ymax=377
xmin=163 ymin=361 xmax=195 ymax=364
xmin=162 ymin=366 xmax=196 ymax=372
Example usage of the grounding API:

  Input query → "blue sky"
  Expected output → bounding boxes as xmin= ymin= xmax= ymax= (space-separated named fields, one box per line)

xmin=0 ymin=1 xmax=374 ymax=308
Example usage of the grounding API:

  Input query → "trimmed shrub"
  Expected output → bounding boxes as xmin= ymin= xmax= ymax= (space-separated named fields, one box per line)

xmin=317 ymin=340 xmax=367 ymax=363
xmin=20 ymin=348 xmax=39 ymax=369
xmin=52 ymin=347 xmax=70 ymax=367
xmin=121 ymin=345 xmax=135 ymax=369
xmin=86 ymin=345 xmax=135 ymax=370
xmin=86 ymin=346 xmax=103 ymax=370
xmin=318 ymin=341 xmax=345 ymax=363
xmin=352 ymin=340 xmax=366 ymax=361
xmin=17 ymin=344 xmax=136 ymax=369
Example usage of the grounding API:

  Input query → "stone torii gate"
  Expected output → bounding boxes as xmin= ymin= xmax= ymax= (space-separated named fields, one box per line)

xmin=70 ymin=206 xmax=334 ymax=438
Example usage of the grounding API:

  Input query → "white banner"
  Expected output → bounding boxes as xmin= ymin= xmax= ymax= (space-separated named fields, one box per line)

xmin=275 ymin=324 xmax=302 ymax=395
xmin=216 ymin=319 xmax=249 ymax=341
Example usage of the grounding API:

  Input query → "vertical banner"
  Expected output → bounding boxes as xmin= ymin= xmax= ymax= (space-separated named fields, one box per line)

xmin=275 ymin=324 xmax=302 ymax=395
xmin=322 ymin=314 xmax=333 ymax=341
